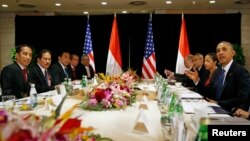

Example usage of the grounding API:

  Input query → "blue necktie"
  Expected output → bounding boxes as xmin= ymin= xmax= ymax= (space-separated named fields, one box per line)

xmin=64 ymin=68 xmax=68 ymax=78
xmin=216 ymin=68 xmax=225 ymax=100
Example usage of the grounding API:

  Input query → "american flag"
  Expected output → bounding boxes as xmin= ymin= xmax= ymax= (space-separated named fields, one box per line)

xmin=142 ymin=15 xmax=156 ymax=79
xmin=83 ymin=19 xmax=95 ymax=72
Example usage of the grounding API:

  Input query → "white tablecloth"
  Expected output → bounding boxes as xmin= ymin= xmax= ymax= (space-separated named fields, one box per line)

xmin=12 ymin=92 xmax=164 ymax=141
xmin=64 ymin=99 xmax=164 ymax=141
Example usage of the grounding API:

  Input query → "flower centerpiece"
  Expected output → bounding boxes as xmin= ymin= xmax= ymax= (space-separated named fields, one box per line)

xmin=0 ymin=94 xmax=112 ymax=141
xmin=80 ymin=70 xmax=139 ymax=111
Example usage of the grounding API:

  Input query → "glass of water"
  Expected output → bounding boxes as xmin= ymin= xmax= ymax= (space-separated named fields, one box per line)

xmin=2 ymin=95 xmax=16 ymax=112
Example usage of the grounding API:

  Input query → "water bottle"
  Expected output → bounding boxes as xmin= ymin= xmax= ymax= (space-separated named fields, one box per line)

xmin=93 ymin=74 xmax=98 ymax=86
xmin=195 ymin=117 xmax=209 ymax=141
xmin=67 ymin=78 xmax=73 ymax=92
xmin=81 ymin=75 xmax=87 ymax=87
xmin=30 ymin=83 xmax=38 ymax=108
xmin=167 ymin=92 xmax=177 ymax=122
xmin=63 ymin=77 xmax=68 ymax=88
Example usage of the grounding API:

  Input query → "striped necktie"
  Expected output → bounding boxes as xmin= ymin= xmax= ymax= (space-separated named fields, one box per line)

xmin=44 ymin=70 xmax=51 ymax=86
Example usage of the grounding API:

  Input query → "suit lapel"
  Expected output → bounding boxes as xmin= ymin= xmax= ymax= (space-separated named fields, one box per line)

xmin=58 ymin=62 xmax=67 ymax=78
xmin=14 ymin=62 xmax=29 ymax=97
xmin=14 ymin=62 xmax=26 ymax=83
xmin=36 ymin=65 xmax=48 ymax=86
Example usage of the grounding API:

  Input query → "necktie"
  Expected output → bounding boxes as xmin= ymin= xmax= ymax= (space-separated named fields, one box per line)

xmin=64 ymin=68 xmax=69 ymax=78
xmin=44 ymin=70 xmax=51 ymax=86
xmin=23 ymin=68 xmax=27 ymax=82
xmin=72 ymin=67 xmax=76 ymax=78
xmin=216 ymin=68 xmax=225 ymax=100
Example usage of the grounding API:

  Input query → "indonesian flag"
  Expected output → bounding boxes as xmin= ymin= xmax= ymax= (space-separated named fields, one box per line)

xmin=106 ymin=16 xmax=122 ymax=75
xmin=175 ymin=14 xmax=190 ymax=74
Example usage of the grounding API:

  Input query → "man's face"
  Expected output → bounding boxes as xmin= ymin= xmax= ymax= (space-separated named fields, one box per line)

xmin=81 ymin=56 xmax=90 ymax=66
xmin=184 ymin=58 xmax=193 ymax=69
xmin=193 ymin=55 xmax=203 ymax=69
xmin=38 ymin=52 xmax=51 ymax=69
xmin=16 ymin=46 xmax=32 ymax=67
xmin=216 ymin=43 xmax=234 ymax=67
xmin=70 ymin=55 xmax=79 ymax=67
xmin=58 ymin=52 xmax=70 ymax=66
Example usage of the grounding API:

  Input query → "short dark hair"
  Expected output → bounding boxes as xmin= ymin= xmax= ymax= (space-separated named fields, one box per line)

xmin=16 ymin=44 xmax=32 ymax=54
xmin=206 ymin=53 xmax=218 ymax=62
xmin=37 ymin=49 xmax=52 ymax=59
xmin=58 ymin=50 xmax=70 ymax=57
xmin=70 ymin=53 xmax=79 ymax=60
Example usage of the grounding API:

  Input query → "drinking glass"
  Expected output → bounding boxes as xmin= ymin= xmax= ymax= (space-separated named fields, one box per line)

xmin=2 ymin=95 xmax=16 ymax=112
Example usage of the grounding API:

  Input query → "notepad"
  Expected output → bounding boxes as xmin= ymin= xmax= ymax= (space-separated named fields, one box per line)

xmin=209 ymin=106 xmax=229 ymax=114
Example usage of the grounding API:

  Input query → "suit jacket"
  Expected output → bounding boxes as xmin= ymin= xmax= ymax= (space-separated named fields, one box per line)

xmin=204 ymin=61 xmax=250 ymax=112
xmin=196 ymin=68 xmax=219 ymax=99
xmin=29 ymin=64 xmax=55 ymax=93
xmin=76 ymin=64 xmax=95 ymax=79
xmin=0 ymin=62 xmax=30 ymax=99
xmin=197 ymin=65 xmax=209 ymax=83
xmin=174 ymin=67 xmax=196 ymax=89
xmin=50 ymin=62 xmax=73 ymax=85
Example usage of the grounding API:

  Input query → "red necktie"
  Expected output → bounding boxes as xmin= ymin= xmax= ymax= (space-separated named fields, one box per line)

xmin=23 ymin=68 xmax=27 ymax=81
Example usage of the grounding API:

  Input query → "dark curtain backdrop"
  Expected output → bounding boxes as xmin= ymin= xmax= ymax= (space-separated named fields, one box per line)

xmin=15 ymin=13 xmax=241 ymax=76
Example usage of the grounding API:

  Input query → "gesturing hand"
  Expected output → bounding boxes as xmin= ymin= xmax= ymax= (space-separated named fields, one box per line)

xmin=164 ymin=69 xmax=174 ymax=77
xmin=185 ymin=68 xmax=199 ymax=82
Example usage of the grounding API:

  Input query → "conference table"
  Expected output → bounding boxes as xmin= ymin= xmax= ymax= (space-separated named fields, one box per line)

xmin=1 ymin=80 xmax=249 ymax=141
xmin=1 ymin=83 xmax=165 ymax=141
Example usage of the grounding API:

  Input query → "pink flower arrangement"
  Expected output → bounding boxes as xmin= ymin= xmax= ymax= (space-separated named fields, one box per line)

xmin=81 ymin=72 xmax=136 ymax=111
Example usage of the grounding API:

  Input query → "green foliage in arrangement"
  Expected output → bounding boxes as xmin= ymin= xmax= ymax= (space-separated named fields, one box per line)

xmin=233 ymin=44 xmax=245 ymax=66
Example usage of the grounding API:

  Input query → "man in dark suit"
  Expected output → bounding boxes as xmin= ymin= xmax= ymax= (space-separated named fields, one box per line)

xmin=77 ymin=54 xmax=95 ymax=79
xmin=0 ymin=44 xmax=32 ymax=99
xmin=206 ymin=41 xmax=250 ymax=112
xmin=192 ymin=53 xmax=209 ymax=82
xmin=50 ymin=51 xmax=72 ymax=85
xmin=29 ymin=49 xmax=55 ymax=93
xmin=70 ymin=53 xmax=80 ymax=80
xmin=165 ymin=54 xmax=195 ymax=89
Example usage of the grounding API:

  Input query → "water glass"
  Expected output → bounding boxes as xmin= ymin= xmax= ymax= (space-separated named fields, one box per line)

xmin=2 ymin=95 xmax=16 ymax=112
